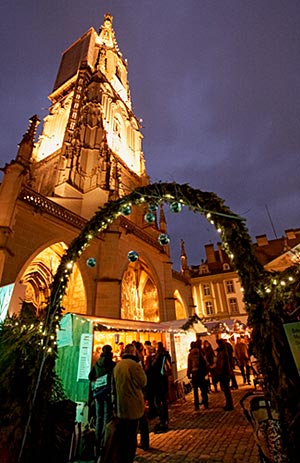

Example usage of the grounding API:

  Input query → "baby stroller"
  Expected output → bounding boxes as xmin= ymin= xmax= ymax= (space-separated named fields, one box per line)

xmin=240 ymin=391 xmax=287 ymax=463
xmin=250 ymin=355 xmax=264 ymax=390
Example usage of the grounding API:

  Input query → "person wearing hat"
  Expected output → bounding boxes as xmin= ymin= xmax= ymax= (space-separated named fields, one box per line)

xmin=89 ymin=344 xmax=116 ymax=453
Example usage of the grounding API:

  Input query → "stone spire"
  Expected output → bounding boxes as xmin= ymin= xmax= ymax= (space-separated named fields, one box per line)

xmin=98 ymin=13 xmax=120 ymax=52
xmin=180 ymin=239 xmax=189 ymax=275
xmin=16 ymin=115 xmax=40 ymax=166
xmin=159 ymin=205 xmax=167 ymax=233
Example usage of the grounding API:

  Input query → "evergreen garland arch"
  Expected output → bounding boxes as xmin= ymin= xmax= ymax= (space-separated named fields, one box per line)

xmin=46 ymin=181 xmax=300 ymax=462
xmin=1 ymin=182 xmax=299 ymax=462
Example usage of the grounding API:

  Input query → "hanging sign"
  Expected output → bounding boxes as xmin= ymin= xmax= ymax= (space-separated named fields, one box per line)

xmin=283 ymin=321 xmax=300 ymax=376
xmin=77 ymin=333 xmax=93 ymax=381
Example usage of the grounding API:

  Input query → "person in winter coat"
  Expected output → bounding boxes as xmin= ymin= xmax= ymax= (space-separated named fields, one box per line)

xmin=203 ymin=340 xmax=218 ymax=392
xmin=235 ymin=336 xmax=251 ymax=384
xmin=187 ymin=341 xmax=209 ymax=410
xmin=150 ymin=341 xmax=172 ymax=432
xmin=88 ymin=344 xmax=116 ymax=450
xmin=216 ymin=339 xmax=234 ymax=411
xmin=102 ymin=343 xmax=147 ymax=463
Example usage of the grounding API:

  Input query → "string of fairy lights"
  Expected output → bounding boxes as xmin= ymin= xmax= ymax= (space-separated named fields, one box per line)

xmin=7 ymin=182 xmax=298 ymax=355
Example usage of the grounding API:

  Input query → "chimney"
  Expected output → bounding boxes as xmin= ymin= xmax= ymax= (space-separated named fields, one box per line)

xmin=285 ymin=229 xmax=296 ymax=240
xmin=205 ymin=243 xmax=216 ymax=263
xmin=217 ymin=243 xmax=223 ymax=263
xmin=256 ymin=235 xmax=268 ymax=247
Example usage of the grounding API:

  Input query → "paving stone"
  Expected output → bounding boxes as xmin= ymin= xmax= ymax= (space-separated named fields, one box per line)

xmin=135 ymin=374 xmax=260 ymax=463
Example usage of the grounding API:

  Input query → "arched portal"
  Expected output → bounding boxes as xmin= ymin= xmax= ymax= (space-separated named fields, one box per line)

xmin=121 ymin=260 xmax=159 ymax=322
xmin=173 ymin=289 xmax=187 ymax=319
xmin=9 ymin=242 xmax=87 ymax=316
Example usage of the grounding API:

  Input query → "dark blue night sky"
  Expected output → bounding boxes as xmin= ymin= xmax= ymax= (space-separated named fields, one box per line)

xmin=1 ymin=1 xmax=299 ymax=269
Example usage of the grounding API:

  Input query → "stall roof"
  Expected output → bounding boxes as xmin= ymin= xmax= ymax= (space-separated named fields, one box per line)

xmin=204 ymin=319 xmax=236 ymax=333
xmin=70 ymin=313 xmax=207 ymax=334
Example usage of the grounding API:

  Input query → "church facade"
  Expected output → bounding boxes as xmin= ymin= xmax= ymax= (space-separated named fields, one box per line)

xmin=0 ymin=14 xmax=194 ymax=327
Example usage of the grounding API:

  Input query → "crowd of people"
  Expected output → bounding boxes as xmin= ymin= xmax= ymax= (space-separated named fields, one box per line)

xmin=88 ymin=332 xmax=254 ymax=463
xmin=89 ymin=339 xmax=172 ymax=462
xmin=187 ymin=332 xmax=254 ymax=413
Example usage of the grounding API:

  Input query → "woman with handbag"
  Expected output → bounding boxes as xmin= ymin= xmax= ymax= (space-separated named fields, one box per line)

xmin=89 ymin=344 xmax=116 ymax=454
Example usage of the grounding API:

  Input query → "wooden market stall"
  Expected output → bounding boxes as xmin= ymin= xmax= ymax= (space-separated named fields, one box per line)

xmin=55 ymin=313 xmax=207 ymax=409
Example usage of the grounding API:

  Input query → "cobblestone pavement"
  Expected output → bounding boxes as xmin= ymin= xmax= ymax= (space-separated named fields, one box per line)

xmin=135 ymin=374 xmax=260 ymax=463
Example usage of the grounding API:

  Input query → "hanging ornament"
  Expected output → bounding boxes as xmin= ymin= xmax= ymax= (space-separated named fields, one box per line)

xmin=158 ymin=233 xmax=170 ymax=246
xmin=148 ymin=203 xmax=159 ymax=212
xmin=121 ymin=205 xmax=132 ymax=216
xmin=144 ymin=212 xmax=156 ymax=223
xmin=86 ymin=257 xmax=97 ymax=268
xmin=128 ymin=250 xmax=139 ymax=262
xmin=170 ymin=202 xmax=182 ymax=213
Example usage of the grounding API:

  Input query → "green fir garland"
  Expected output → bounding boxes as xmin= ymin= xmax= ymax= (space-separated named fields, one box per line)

xmin=1 ymin=182 xmax=300 ymax=462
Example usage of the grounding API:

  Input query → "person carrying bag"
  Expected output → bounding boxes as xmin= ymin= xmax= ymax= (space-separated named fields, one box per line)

xmin=89 ymin=345 xmax=116 ymax=457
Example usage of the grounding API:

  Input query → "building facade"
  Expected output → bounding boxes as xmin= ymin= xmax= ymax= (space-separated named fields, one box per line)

xmin=190 ymin=229 xmax=300 ymax=326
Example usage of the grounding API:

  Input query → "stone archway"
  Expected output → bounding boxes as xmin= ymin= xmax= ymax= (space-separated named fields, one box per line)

xmin=9 ymin=242 xmax=87 ymax=316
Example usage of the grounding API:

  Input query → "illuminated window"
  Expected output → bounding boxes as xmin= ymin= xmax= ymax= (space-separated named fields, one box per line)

xmin=205 ymin=301 xmax=214 ymax=315
xmin=226 ymin=280 xmax=234 ymax=293
xmin=229 ymin=297 xmax=239 ymax=314
xmin=203 ymin=284 xmax=211 ymax=296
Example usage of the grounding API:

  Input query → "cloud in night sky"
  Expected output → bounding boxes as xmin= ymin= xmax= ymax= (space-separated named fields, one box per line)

xmin=0 ymin=0 xmax=299 ymax=269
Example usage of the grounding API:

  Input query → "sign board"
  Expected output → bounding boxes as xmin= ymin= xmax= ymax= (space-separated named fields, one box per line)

xmin=284 ymin=322 xmax=300 ymax=376
xmin=77 ymin=333 xmax=93 ymax=381
xmin=57 ymin=313 xmax=73 ymax=348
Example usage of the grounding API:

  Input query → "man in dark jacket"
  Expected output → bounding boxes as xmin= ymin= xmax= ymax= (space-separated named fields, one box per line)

xmin=150 ymin=341 xmax=172 ymax=432
xmin=89 ymin=344 xmax=116 ymax=451
xmin=187 ymin=341 xmax=209 ymax=410
xmin=216 ymin=339 xmax=234 ymax=411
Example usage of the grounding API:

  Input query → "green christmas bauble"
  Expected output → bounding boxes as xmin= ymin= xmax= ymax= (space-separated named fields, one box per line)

xmin=128 ymin=250 xmax=139 ymax=262
xmin=121 ymin=205 xmax=132 ymax=216
xmin=158 ymin=233 xmax=170 ymax=246
xmin=144 ymin=212 xmax=156 ymax=223
xmin=86 ymin=257 xmax=96 ymax=268
xmin=148 ymin=203 xmax=159 ymax=212
xmin=170 ymin=202 xmax=182 ymax=213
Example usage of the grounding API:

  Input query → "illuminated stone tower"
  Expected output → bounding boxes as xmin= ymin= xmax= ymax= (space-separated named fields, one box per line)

xmin=0 ymin=14 xmax=192 ymax=324
xmin=31 ymin=13 xmax=147 ymax=217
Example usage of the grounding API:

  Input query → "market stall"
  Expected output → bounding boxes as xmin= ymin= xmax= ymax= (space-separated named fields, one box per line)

xmin=56 ymin=312 xmax=207 ymax=404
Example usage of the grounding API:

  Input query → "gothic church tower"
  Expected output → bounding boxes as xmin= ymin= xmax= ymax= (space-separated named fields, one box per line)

xmin=31 ymin=14 xmax=148 ymax=218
